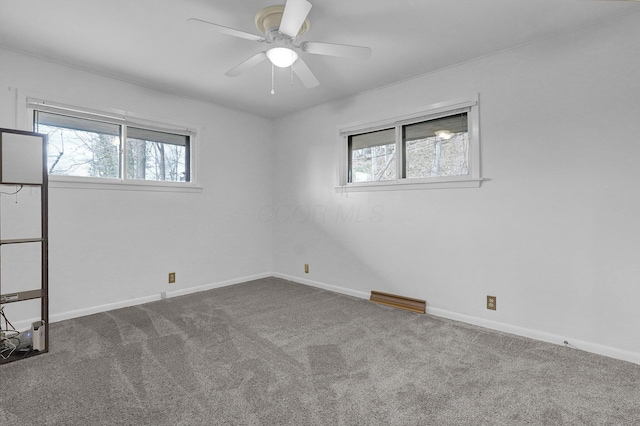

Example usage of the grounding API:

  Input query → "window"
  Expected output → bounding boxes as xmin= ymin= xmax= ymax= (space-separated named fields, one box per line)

xmin=348 ymin=128 xmax=396 ymax=182
xmin=339 ymin=97 xmax=480 ymax=191
xmin=36 ymin=112 xmax=121 ymax=179
xmin=125 ymin=127 xmax=189 ymax=182
xmin=30 ymin=100 xmax=192 ymax=184
xmin=402 ymin=113 xmax=468 ymax=179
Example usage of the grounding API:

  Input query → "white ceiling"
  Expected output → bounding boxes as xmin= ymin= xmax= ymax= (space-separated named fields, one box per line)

xmin=0 ymin=0 xmax=637 ymax=118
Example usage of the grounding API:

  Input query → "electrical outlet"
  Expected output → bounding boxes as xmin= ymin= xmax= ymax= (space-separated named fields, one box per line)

xmin=487 ymin=295 xmax=496 ymax=310
xmin=304 ymin=264 xmax=309 ymax=274
xmin=168 ymin=272 xmax=176 ymax=284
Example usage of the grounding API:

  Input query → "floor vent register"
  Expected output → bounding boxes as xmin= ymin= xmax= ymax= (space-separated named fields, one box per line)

xmin=370 ymin=291 xmax=426 ymax=314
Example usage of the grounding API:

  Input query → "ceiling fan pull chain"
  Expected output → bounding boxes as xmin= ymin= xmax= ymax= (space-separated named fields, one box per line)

xmin=271 ymin=63 xmax=275 ymax=95
xmin=290 ymin=62 xmax=294 ymax=86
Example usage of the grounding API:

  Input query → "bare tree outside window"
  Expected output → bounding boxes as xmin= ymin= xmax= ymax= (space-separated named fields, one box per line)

xmin=347 ymin=111 xmax=470 ymax=184
xmin=126 ymin=138 xmax=186 ymax=182
xmin=349 ymin=127 xmax=396 ymax=183
xmin=35 ymin=111 xmax=190 ymax=183
xmin=38 ymin=123 xmax=119 ymax=178
xmin=351 ymin=144 xmax=396 ymax=182
xmin=405 ymin=132 xmax=469 ymax=179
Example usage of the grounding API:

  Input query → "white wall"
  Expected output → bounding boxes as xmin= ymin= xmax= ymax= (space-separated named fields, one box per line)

xmin=272 ymin=12 xmax=640 ymax=363
xmin=0 ymin=48 xmax=274 ymax=322
xmin=2 ymin=12 xmax=639 ymax=365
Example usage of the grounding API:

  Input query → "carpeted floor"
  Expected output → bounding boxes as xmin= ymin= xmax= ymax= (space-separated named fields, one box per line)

xmin=1 ymin=277 xmax=639 ymax=425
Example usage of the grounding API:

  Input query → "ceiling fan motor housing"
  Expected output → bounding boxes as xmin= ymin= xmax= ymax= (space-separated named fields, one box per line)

xmin=254 ymin=5 xmax=310 ymax=37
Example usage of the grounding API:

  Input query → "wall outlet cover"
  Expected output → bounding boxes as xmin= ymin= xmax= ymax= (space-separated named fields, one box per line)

xmin=487 ymin=295 xmax=496 ymax=310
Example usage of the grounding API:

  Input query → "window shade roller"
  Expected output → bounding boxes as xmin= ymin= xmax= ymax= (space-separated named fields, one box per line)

xmin=403 ymin=113 xmax=468 ymax=142
xmin=349 ymin=128 xmax=395 ymax=150
xmin=36 ymin=111 xmax=120 ymax=136
xmin=127 ymin=127 xmax=188 ymax=146
xmin=28 ymin=98 xmax=194 ymax=136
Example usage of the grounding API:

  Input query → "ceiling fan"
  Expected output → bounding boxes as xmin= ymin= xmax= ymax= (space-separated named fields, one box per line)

xmin=187 ymin=0 xmax=372 ymax=92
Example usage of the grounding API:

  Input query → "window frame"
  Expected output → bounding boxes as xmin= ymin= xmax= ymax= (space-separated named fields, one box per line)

xmin=337 ymin=96 xmax=482 ymax=192
xmin=20 ymin=94 xmax=201 ymax=193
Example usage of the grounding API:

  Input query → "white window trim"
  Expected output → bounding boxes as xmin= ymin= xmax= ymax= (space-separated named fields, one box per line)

xmin=45 ymin=175 xmax=202 ymax=193
xmin=336 ymin=96 xmax=482 ymax=192
xmin=16 ymin=90 xmax=202 ymax=193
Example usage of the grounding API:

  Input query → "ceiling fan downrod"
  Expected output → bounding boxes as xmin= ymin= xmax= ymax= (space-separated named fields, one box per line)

xmin=271 ymin=63 xmax=275 ymax=95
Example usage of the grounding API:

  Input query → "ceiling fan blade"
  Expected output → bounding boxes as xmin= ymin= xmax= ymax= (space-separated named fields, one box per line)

xmin=225 ymin=52 xmax=268 ymax=77
xmin=301 ymin=41 xmax=372 ymax=60
xmin=279 ymin=0 xmax=312 ymax=38
xmin=187 ymin=18 xmax=265 ymax=42
xmin=292 ymin=58 xmax=319 ymax=88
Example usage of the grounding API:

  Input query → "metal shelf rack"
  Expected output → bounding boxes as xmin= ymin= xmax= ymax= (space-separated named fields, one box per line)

xmin=0 ymin=128 xmax=48 ymax=363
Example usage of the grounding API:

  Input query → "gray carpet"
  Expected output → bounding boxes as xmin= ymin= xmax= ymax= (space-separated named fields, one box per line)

xmin=1 ymin=277 xmax=639 ymax=425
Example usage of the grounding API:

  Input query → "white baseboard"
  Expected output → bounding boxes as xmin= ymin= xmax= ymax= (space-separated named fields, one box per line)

xmin=48 ymin=272 xmax=273 ymax=325
xmin=40 ymin=272 xmax=640 ymax=366
xmin=164 ymin=272 xmax=272 ymax=298
xmin=276 ymin=274 xmax=640 ymax=366
xmin=12 ymin=293 xmax=161 ymax=331
xmin=426 ymin=307 xmax=640 ymax=366
xmin=5 ymin=317 xmax=51 ymax=334
xmin=272 ymin=272 xmax=370 ymax=300
xmin=49 ymin=294 xmax=161 ymax=325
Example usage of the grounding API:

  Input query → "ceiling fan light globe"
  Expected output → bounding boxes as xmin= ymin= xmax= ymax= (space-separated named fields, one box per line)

xmin=267 ymin=47 xmax=298 ymax=68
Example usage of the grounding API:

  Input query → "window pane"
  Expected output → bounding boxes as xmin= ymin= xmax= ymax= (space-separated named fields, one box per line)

xmin=126 ymin=127 xmax=189 ymax=182
xmin=403 ymin=113 xmax=469 ymax=179
xmin=349 ymin=128 xmax=396 ymax=182
xmin=35 ymin=111 xmax=120 ymax=178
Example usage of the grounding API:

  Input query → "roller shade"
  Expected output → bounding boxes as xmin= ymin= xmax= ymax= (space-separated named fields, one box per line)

xmin=28 ymin=98 xmax=196 ymax=136
xmin=35 ymin=111 xmax=120 ymax=136
xmin=349 ymin=128 xmax=395 ymax=151
xmin=403 ymin=113 xmax=468 ymax=142
xmin=127 ymin=127 xmax=188 ymax=146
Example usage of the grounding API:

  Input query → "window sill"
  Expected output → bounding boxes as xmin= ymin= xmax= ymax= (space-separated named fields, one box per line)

xmin=334 ymin=177 xmax=483 ymax=193
xmin=48 ymin=175 xmax=203 ymax=193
